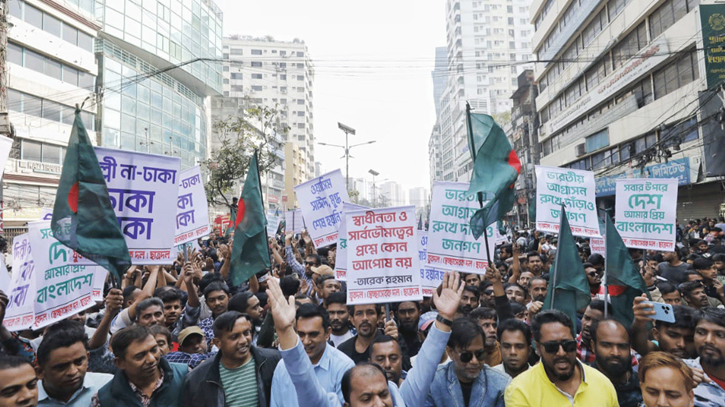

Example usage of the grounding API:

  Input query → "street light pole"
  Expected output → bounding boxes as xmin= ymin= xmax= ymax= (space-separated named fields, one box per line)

xmin=369 ymin=169 xmax=379 ymax=207
xmin=337 ymin=122 xmax=355 ymax=190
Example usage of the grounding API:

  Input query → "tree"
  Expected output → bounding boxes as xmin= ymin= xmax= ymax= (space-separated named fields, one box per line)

xmin=203 ymin=102 xmax=289 ymax=212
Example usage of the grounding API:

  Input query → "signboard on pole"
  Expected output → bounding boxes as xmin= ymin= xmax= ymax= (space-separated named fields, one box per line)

xmin=346 ymin=206 xmax=422 ymax=305
xmin=95 ymin=147 xmax=180 ymax=264
xmin=427 ymin=181 xmax=496 ymax=275
xmin=334 ymin=203 xmax=368 ymax=281
xmin=3 ymin=234 xmax=35 ymax=331
xmin=174 ymin=166 xmax=210 ymax=246
xmin=294 ymin=169 xmax=350 ymax=247
xmin=615 ymin=178 xmax=678 ymax=250
xmin=535 ymin=166 xmax=601 ymax=237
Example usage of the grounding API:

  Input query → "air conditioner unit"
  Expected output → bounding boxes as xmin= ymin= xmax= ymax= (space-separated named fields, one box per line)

xmin=575 ymin=143 xmax=586 ymax=157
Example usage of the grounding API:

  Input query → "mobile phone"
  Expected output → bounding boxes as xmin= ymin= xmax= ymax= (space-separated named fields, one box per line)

xmin=642 ymin=301 xmax=676 ymax=323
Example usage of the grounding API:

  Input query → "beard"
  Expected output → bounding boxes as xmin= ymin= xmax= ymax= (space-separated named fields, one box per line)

xmin=596 ymin=354 xmax=631 ymax=377
xmin=699 ymin=345 xmax=725 ymax=366
xmin=399 ymin=321 xmax=417 ymax=334
xmin=544 ymin=356 xmax=576 ymax=381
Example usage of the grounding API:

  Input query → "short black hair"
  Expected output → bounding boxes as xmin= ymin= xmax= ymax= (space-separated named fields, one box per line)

xmin=203 ymin=281 xmax=230 ymax=298
xmin=679 ymin=281 xmax=704 ymax=297
xmin=497 ymin=318 xmax=532 ymax=347
xmin=656 ymin=305 xmax=696 ymax=330
xmin=658 ymin=281 xmax=679 ymax=296
xmin=148 ymin=325 xmax=172 ymax=345
xmin=695 ymin=307 xmax=725 ymax=329
xmin=326 ymin=291 xmax=347 ymax=308
xmin=504 ymin=282 xmax=526 ymax=294
xmin=296 ymin=303 xmax=331 ymax=330
xmin=693 ymin=258 xmax=714 ymax=271
xmin=470 ymin=307 xmax=497 ymax=321
xmin=510 ymin=302 xmax=527 ymax=316
xmin=588 ymin=299 xmax=610 ymax=315
xmin=348 ymin=303 xmax=383 ymax=316
xmin=199 ymin=272 xmax=224 ymax=294
xmin=123 ymin=285 xmax=140 ymax=303
xmin=111 ymin=325 xmax=152 ymax=360
xmin=528 ymin=276 xmax=547 ymax=290
xmin=280 ymin=276 xmax=301 ymax=297
xmin=341 ymin=363 xmax=387 ymax=404
xmin=588 ymin=253 xmax=605 ymax=266
xmin=315 ymin=274 xmax=336 ymax=287
xmin=155 ymin=288 xmax=182 ymax=304
xmin=590 ymin=318 xmax=631 ymax=343
xmin=37 ymin=320 xmax=88 ymax=367
xmin=531 ymin=309 xmax=574 ymax=343
xmin=228 ymin=292 xmax=255 ymax=313
xmin=370 ymin=335 xmax=400 ymax=355
xmin=527 ymin=252 xmax=542 ymax=261
xmin=447 ymin=317 xmax=484 ymax=349
xmin=212 ymin=311 xmax=253 ymax=338
xmin=463 ymin=285 xmax=480 ymax=298
xmin=305 ymin=253 xmax=321 ymax=266
xmin=135 ymin=297 xmax=164 ymax=319
xmin=713 ymin=253 xmax=725 ymax=262
xmin=0 ymin=355 xmax=32 ymax=371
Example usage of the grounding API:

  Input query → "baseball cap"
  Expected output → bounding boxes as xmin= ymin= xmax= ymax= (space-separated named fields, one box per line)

xmin=310 ymin=264 xmax=334 ymax=276
xmin=418 ymin=311 xmax=438 ymax=331
xmin=178 ymin=326 xmax=204 ymax=346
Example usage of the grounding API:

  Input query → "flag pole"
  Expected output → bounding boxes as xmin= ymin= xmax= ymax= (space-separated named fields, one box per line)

xmin=549 ymin=205 xmax=567 ymax=309
xmin=603 ymin=215 xmax=610 ymax=318
xmin=255 ymin=150 xmax=272 ymax=268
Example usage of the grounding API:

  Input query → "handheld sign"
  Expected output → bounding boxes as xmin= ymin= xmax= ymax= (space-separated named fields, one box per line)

xmin=174 ymin=166 xmax=211 ymax=246
xmin=614 ymin=178 xmax=677 ymax=251
xmin=294 ymin=169 xmax=350 ymax=248
xmin=535 ymin=166 xmax=601 ymax=237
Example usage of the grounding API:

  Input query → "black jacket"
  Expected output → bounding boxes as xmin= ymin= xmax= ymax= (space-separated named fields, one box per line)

xmin=180 ymin=346 xmax=281 ymax=407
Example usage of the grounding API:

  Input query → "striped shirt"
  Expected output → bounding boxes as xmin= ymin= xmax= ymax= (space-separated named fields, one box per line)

xmin=219 ymin=357 xmax=258 ymax=407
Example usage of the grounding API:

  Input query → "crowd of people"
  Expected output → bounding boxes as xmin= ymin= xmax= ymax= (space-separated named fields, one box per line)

xmin=1 ymin=217 xmax=725 ymax=407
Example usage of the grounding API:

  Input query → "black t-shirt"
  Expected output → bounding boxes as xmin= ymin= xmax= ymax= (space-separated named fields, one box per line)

xmin=460 ymin=380 xmax=473 ymax=407
xmin=658 ymin=261 xmax=692 ymax=284
xmin=338 ymin=335 xmax=371 ymax=365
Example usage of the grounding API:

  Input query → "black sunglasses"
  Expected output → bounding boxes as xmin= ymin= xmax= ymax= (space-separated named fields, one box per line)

xmin=305 ymin=261 xmax=316 ymax=266
xmin=540 ymin=340 xmax=577 ymax=354
xmin=459 ymin=349 xmax=486 ymax=363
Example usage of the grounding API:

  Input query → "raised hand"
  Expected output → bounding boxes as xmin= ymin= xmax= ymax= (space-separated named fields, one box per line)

xmin=632 ymin=294 xmax=656 ymax=323
xmin=105 ymin=288 xmax=124 ymax=316
xmin=266 ymin=278 xmax=298 ymax=350
xmin=433 ymin=271 xmax=464 ymax=321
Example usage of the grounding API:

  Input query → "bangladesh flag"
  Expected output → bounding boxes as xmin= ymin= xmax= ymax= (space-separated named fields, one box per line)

xmin=465 ymin=104 xmax=521 ymax=239
xmin=605 ymin=214 xmax=650 ymax=326
xmin=51 ymin=109 xmax=131 ymax=283
xmin=543 ymin=205 xmax=591 ymax=325
xmin=229 ymin=151 xmax=270 ymax=286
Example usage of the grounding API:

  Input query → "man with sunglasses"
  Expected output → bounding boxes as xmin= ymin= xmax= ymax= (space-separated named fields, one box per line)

xmin=505 ymin=310 xmax=618 ymax=406
xmin=584 ymin=263 xmax=605 ymax=299
xmin=426 ymin=317 xmax=510 ymax=407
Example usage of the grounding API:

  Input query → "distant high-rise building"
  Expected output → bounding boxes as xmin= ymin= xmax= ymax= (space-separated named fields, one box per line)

xmin=430 ymin=0 xmax=534 ymax=186
xmin=219 ymin=36 xmax=315 ymax=180
xmin=432 ymin=47 xmax=448 ymax=116
xmin=408 ymin=187 xmax=429 ymax=215
xmin=379 ymin=181 xmax=405 ymax=207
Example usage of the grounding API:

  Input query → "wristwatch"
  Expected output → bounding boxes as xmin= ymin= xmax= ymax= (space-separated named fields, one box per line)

xmin=436 ymin=314 xmax=453 ymax=327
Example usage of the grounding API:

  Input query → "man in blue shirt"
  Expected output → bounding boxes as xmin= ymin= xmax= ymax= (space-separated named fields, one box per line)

xmin=36 ymin=320 xmax=112 ymax=407
xmin=270 ymin=303 xmax=355 ymax=407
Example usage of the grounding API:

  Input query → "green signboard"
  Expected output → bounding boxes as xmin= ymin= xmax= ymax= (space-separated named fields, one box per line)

xmin=701 ymin=5 xmax=725 ymax=89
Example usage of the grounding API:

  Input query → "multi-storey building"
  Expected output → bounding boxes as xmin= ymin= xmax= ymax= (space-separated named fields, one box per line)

xmin=408 ymin=187 xmax=430 ymax=217
xmin=284 ymin=141 xmax=306 ymax=209
xmin=5 ymin=0 xmax=99 ymax=233
xmin=380 ymin=181 xmax=406 ymax=207
xmin=431 ymin=0 xmax=534 ymax=187
xmin=509 ymin=69 xmax=537 ymax=226
xmin=220 ymin=36 xmax=315 ymax=180
xmin=532 ymin=0 xmax=720 ymax=218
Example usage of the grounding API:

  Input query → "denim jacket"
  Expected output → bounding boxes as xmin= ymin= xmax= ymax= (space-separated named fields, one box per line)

xmin=425 ymin=362 xmax=510 ymax=407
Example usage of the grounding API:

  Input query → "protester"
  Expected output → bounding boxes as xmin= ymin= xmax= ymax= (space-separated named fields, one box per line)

xmin=36 ymin=321 xmax=112 ymax=407
xmin=394 ymin=301 xmax=422 ymax=357
xmin=181 ymin=311 xmax=280 ymax=407
xmin=469 ymin=307 xmax=502 ymax=367
xmin=639 ymin=352 xmax=695 ymax=407
xmin=659 ymin=249 xmax=693 ymax=285
xmin=684 ymin=307 xmax=725 ymax=405
xmin=326 ymin=292 xmax=356 ymax=347
xmin=370 ymin=335 xmax=405 ymax=386
xmin=0 ymin=356 xmax=38 ymax=407
xmin=493 ymin=318 xmax=532 ymax=378
xmin=504 ymin=310 xmax=618 ymax=406
xmin=148 ymin=325 xmax=172 ymax=356
xmin=589 ymin=319 xmax=643 ymax=407
xmin=576 ymin=300 xmax=607 ymax=363
xmin=338 ymin=304 xmax=399 ymax=365
xmin=458 ymin=286 xmax=480 ymax=315
xmin=632 ymin=295 xmax=697 ymax=359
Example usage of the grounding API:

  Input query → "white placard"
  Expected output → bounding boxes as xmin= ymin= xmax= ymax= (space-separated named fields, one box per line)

xmin=418 ymin=231 xmax=445 ymax=297
xmin=3 ymin=234 xmax=35 ymax=331
xmin=346 ymin=206 xmax=422 ymax=304
xmin=590 ymin=238 xmax=606 ymax=256
xmin=615 ymin=178 xmax=678 ymax=251
xmin=174 ymin=166 xmax=211 ymax=246
xmin=294 ymin=169 xmax=350 ymax=248
xmin=334 ymin=203 xmax=368 ymax=281
xmin=284 ymin=209 xmax=305 ymax=234
xmin=95 ymin=147 xmax=181 ymax=264
xmin=535 ymin=166 xmax=601 ymax=237
xmin=29 ymin=221 xmax=100 ymax=329
xmin=266 ymin=210 xmax=281 ymax=238
xmin=92 ymin=268 xmax=107 ymax=302
xmin=0 ymin=256 xmax=9 ymax=293
xmin=427 ymin=181 xmax=496 ymax=275
xmin=40 ymin=208 xmax=53 ymax=221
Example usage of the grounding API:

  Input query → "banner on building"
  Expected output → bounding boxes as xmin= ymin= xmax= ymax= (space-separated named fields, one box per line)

xmin=29 ymin=221 xmax=100 ymax=330
xmin=3 ymin=234 xmax=35 ymax=331
xmin=615 ymin=178 xmax=678 ymax=251
xmin=535 ymin=166 xmax=601 ymax=237
xmin=334 ymin=203 xmax=368 ymax=281
xmin=95 ymin=147 xmax=181 ymax=264
xmin=427 ymin=181 xmax=496 ymax=275
xmin=701 ymin=5 xmax=725 ymax=89
xmin=346 ymin=206 xmax=422 ymax=305
xmin=174 ymin=166 xmax=210 ymax=246
xmin=294 ymin=169 xmax=350 ymax=247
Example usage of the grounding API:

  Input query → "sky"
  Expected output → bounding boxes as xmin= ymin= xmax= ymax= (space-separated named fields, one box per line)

xmin=214 ymin=0 xmax=446 ymax=192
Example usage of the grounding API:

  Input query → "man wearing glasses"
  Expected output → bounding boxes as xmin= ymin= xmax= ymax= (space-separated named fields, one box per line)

xmin=505 ymin=310 xmax=618 ymax=406
xmin=426 ymin=318 xmax=510 ymax=407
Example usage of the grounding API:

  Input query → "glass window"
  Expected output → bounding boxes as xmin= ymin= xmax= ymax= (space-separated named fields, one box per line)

xmin=44 ymin=59 xmax=62 ymax=81
xmin=23 ymin=94 xmax=42 ymax=117
xmin=61 ymin=105 xmax=75 ymax=125
xmin=103 ymin=127 xmax=120 ymax=148
xmin=78 ymin=71 xmax=95 ymax=89
xmin=63 ymin=65 xmax=79 ymax=86
xmin=8 ymin=89 xmax=21 ymax=111
xmin=42 ymin=100 xmax=61 ymax=121
xmin=22 ymin=140 xmax=42 ymax=162
xmin=122 ymin=95 xmax=137 ymax=115
xmin=81 ymin=111 xmax=94 ymax=131
xmin=24 ymin=49 xmax=44 ymax=73
xmin=8 ymin=0 xmax=22 ymax=18
xmin=104 ymin=108 xmax=121 ymax=129
xmin=43 ymin=144 xmax=61 ymax=164
xmin=62 ymin=24 xmax=78 ymax=45
xmin=25 ymin=4 xmax=43 ymax=29
xmin=121 ymin=114 xmax=136 ymax=133
xmin=120 ymin=132 xmax=136 ymax=150
xmin=77 ymin=31 xmax=94 ymax=52
xmin=8 ymin=43 xmax=22 ymax=65
xmin=43 ymin=13 xmax=61 ymax=37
